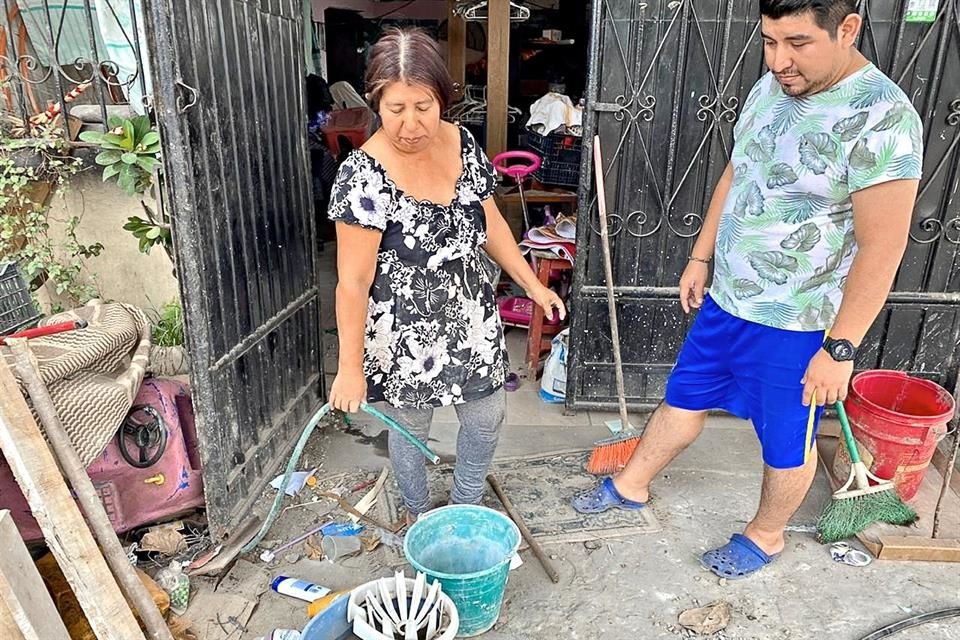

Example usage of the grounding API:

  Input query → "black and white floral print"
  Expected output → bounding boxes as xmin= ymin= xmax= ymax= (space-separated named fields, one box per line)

xmin=328 ymin=126 xmax=507 ymax=408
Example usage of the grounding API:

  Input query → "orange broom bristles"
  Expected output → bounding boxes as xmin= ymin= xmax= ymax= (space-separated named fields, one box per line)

xmin=585 ymin=434 xmax=642 ymax=475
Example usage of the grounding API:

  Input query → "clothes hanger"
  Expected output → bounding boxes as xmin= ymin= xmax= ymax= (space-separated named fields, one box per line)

xmin=455 ymin=0 xmax=531 ymax=23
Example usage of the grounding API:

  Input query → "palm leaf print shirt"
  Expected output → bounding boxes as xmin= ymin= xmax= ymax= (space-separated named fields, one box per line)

xmin=711 ymin=63 xmax=923 ymax=331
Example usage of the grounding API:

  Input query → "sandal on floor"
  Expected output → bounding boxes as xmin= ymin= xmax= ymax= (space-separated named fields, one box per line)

xmin=701 ymin=533 xmax=778 ymax=580
xmin=570 ymin=477 xmax=646 ymax=514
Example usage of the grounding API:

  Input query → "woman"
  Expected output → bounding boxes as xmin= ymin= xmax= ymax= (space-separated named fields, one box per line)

xmin=328 ymin=27 xmax=565 ymax=523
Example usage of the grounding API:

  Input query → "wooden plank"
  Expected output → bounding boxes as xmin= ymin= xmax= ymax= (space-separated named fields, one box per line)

xmin=0 ymin=358 xmax=146 ymax=640
xmin=447 ymin=0 xmax=466 ymax=92
xmin=874 ymin=536 xmax=960 ymax=562
xmin=486 ymin=0 xmax=510 ymax=157
xmin=0 ymin=511 xmax=70 ymax=640
xmin=932 ymin=444 xmax=960 ymax=497
xmin=816 ymin=436 xmax=960 ymax=562
xmin=0 ymin=595 xmax=28 ymax=640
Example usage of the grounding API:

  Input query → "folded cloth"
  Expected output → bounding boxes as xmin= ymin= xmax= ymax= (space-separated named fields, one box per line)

xmin=526 ymin=92 xmax=583 ymax=136
xmin=518 ymin=241 xmax=575 ymax=264
xmin=518 ymin=217 xmax=578 ymax=264
xmin=526 ymin=226 xmax=565 ymax=244
xmin=555 ymin=215 xmax=577 ymax=240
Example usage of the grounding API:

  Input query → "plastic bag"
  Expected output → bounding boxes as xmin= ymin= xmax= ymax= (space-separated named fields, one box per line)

xmin=540 ymin=329 xmax=569 ymax=404
xmin=155 ymin=561 xmax=190 ymax=615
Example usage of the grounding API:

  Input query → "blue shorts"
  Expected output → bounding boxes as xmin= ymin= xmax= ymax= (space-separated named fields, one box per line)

xmin=664 ymin=296 xmax=825 ymax=469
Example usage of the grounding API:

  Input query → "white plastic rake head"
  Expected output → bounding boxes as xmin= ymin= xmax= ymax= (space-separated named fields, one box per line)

xmin=347 ymin=571 xmax=458 ymax=640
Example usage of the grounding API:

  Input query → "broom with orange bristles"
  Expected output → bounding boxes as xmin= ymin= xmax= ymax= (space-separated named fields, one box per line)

xmin=584 ymin=136 xmax=641 ymax=475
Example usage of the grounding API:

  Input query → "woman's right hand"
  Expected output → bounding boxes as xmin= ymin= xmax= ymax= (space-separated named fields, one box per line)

xmin=329 ymin=369 xmax=367 ymax=413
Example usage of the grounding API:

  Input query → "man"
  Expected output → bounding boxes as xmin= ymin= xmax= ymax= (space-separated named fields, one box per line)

xmin=571 ymin=0 xmax=923 ymax=579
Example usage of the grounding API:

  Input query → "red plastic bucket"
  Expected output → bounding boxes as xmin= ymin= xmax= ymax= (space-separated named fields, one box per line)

xmin=842 ymin=370 xmax=955 ymax=501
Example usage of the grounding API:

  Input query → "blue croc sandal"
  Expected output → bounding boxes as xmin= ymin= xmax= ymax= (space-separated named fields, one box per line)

xmin=701 ymin=533 xmax=778 ymax=580
xmin=570 ymin=477 xmax=646 ymax=514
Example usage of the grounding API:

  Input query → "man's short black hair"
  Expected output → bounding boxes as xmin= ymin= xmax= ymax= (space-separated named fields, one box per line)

xmin=759 ymin=0 xmax=859 ymax=34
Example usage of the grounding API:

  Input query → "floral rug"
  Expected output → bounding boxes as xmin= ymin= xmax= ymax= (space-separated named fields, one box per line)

xmin=376 ymin=449 xmax=661 ymax=546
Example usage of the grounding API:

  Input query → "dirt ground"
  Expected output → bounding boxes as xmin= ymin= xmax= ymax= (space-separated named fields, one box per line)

xmin=186 ymin=354 xmax=960 ymax=640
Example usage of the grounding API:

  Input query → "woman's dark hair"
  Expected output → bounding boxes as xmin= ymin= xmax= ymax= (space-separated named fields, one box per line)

xmin=759 ymin=0 xmax=858 ymax=35
xmin=364 ymin=27 xmax=454 ymax=113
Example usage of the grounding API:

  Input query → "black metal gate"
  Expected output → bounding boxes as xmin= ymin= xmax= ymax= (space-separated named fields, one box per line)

xmin=567 ymin=0 xmax=960 ymax=411
xmin=144 ymin=0 xmax=323 ymax=533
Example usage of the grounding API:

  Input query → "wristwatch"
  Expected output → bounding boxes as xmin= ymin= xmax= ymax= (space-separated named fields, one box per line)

xmin=823 ymin=337 xmax=857 ymax=362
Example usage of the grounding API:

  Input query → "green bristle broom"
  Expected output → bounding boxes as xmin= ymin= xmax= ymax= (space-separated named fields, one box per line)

xmin=817 ymin=400 xmax=918 ymax=544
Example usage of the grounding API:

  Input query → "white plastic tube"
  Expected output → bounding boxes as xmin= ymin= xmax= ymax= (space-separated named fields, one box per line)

xmin=270 ymin=576 xmax=331 ymax=603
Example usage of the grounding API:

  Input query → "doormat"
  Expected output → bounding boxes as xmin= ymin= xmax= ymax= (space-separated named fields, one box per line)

xmin=375 ymin=449 xmax=661 ymax=547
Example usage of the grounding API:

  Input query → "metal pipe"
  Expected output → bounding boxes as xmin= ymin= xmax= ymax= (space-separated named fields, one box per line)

xmin=487 ymin=474 xmax=559 ymax=584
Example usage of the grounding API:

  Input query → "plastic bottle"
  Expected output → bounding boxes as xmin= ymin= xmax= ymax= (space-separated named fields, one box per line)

xmin=271 ymin=575 xmax=331 ymax=603
xmin=254 ymin=630 xmax=302 ymax=640
xmin=543 ymin=204 xmax=556 ymax=227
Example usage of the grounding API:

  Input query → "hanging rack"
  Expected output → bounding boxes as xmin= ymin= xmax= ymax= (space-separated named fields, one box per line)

xmin=453 ymin=0 xmax=531 ymax=22
xmin=445 ymin=85 xmax=522 ymax=125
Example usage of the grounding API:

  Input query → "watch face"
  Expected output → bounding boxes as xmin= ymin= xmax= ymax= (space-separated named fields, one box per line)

xmin=832 ymin=341 xmax=855 ymax=361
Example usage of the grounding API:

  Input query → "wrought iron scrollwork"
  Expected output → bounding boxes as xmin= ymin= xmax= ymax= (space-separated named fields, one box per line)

xmin=696 ymin=94 xmax=739 ymax=124
xmin=589 ymin=210 xmax=625 ymax=238
xmin=1 ymin=2 xmax=147 ymax=123
xmin=948 ymin=99 xmax=960 ymax=127
xmin=910 ymin=216 xmax=960 ymax=245
xmin=668 ymin=211 xmax=705 ymax=238
xmin=612 ymin=93 xmax=656 ymax=123
xmin=909 ymin=98 xmax=960 ymax=245
xmin=589 ymin=207 xmax=705 ymax=239
xmin=0 ymin=53 xmax=53 ymax=85
xmin=624 ymin=209 xmax=656 ymax=237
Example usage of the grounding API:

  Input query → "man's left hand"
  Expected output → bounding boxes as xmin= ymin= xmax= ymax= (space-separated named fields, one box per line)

xmin=801 ymin=349 xmax=854 ymax=407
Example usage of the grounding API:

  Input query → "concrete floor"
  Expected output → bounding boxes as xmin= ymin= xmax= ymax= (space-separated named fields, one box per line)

xmin=234 ymin=329 xmax=960 ymax=640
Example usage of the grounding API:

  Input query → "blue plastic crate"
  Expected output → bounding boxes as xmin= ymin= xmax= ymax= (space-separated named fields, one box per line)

xmin=523 ymin=129 xmax=583 ymax=187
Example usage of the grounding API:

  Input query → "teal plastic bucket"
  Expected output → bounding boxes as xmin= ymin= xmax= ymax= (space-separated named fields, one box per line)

xmin=404 ymin=505 xmax=520 ymax=637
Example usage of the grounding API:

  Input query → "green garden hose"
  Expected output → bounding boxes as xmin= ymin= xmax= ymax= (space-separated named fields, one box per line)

xmin=240 ymin=402 xmax=440 ymax=554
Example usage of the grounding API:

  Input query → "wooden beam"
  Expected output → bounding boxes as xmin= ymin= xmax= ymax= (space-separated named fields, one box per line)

xmin=486 ymin=0 xmax=510 ymax=157
xmin=0 ymin=511 xmax=70 ymax=640
xmin=8 ymin=343 xmax=172 ymax=640
xmin=0 ymin=357 xmax=146 ymax=640
xmin=447 ymin=0 xmax=466 ymax=94
xmin=874 ymin=536 xmax=960 ymax=562
xmin=0 ymin=595 xmax=28 ymax=640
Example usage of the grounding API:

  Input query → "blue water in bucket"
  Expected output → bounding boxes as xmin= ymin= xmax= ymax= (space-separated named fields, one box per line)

xmin=404 ymin=505 xmax=520 ymax=637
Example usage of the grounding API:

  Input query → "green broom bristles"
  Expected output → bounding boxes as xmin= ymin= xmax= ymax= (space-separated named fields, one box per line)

xmin=816 ymin=489 xmax=918 ymax=544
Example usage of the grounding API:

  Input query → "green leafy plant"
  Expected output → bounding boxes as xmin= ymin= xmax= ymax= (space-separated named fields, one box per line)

xmin=152 ymin=300 xmax=184 ymax=347
xmin=80 ymin=115 xmax=174 ymax=267
xmin=1 ymin=117 xmax=102 ymax=304
xmin=79 ymin=114 xmax=160 ymax=196
xmin=124 ymin=201 xmax=172 ymax=258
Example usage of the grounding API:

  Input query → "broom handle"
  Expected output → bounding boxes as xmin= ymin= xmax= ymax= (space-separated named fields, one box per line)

xmin=834 ymin=401 xmax=862 ymax=465
xmin=592 ymin=136 xmax=631 ymax=433
xmin=836 ymin=401 xmax=872 ymax=489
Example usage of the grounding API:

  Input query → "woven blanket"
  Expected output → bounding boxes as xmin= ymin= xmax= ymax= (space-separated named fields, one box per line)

xmin=3 ymin=301 xmax=151 ymax=466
